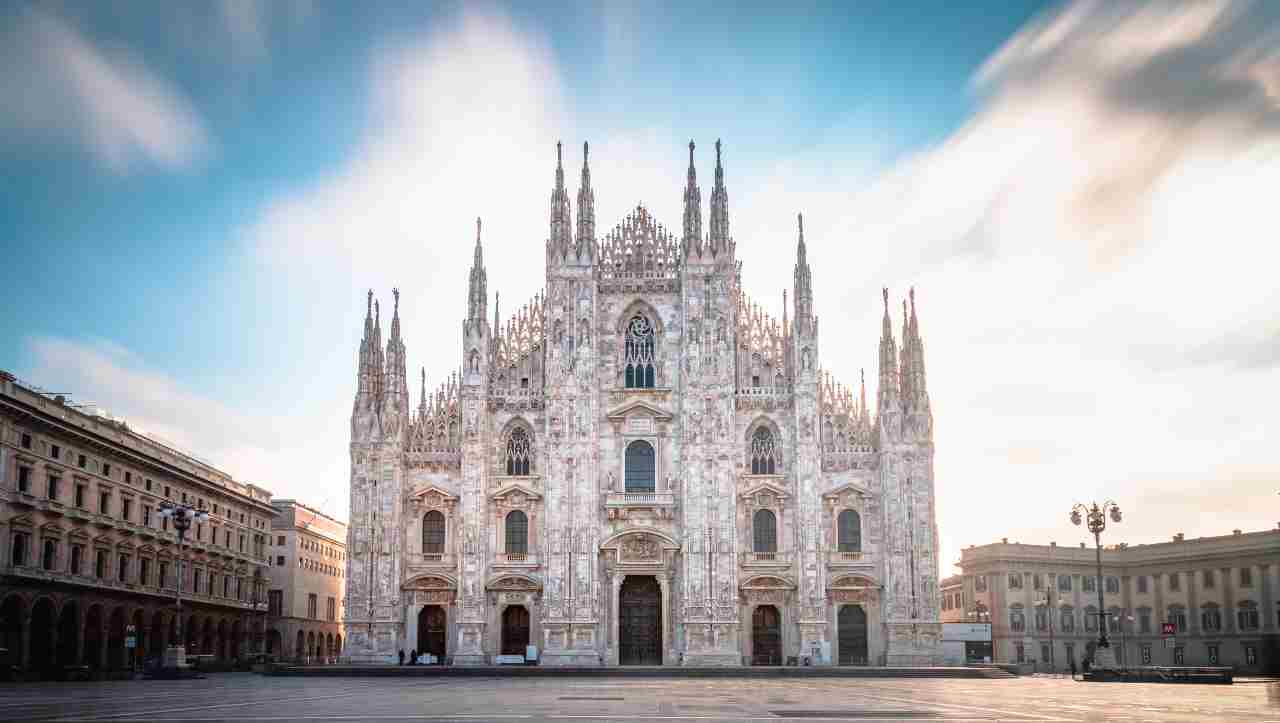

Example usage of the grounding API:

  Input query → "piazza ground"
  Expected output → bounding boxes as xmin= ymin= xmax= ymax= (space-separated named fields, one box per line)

xmin=0 ymin=673 xmax=1277 ymax=722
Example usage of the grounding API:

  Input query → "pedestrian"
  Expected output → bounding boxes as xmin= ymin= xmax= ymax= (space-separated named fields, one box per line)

xmin=1069 ymin=657 xmax=1077 ymax=678
xmin=398 ymin=649 xmax=405 ymax=666
xmin=409 ymin=648 xmax=418 ymax=665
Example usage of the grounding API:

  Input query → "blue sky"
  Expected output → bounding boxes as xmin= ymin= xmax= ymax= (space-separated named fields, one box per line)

xmin=4 ymin=1 xmax=1278 ymax=571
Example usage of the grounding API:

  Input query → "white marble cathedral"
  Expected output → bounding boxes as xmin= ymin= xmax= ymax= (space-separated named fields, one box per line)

xmin=342 ymin=140 xmax=941 ymax=667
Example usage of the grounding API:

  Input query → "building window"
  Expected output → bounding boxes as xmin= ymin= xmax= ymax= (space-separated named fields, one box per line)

xmin=103 ymin=464 xmax=111 ymax=477
xmin=422 ymin=510 xmax=445 ymax=554
xmin=1014 ymin=642 xmax=1025 ymax=663
xmin=1105 ymin=576 xmax=1119 ymax=594
xmin=1167 ymin=572 xmax=1180 ymax=591
xmin=1008 ymin=573 xmax=1023 ymax=590
xmin=1136 ymin=575 xmax=1148 ymax=594
xmin=41 ymin=538 xmax=56 ymax=570
xmin=99 ymin=491 xmax=110 ymax=515
xmin=20 ymin=432 xmax=31 ymax=449
xmin=623 ymin=313 xmax=657 ymax=388
xmin=239 ymin=534 xmax=245 ymax=552
xmin=193 ymin=568 xmax=202 ymax=592
xmin=505 ymin=510 xmax=528 ymax=555
xmin=277 ymin=535 xmax=285 ymax=546
xmin=1138 ymin=608 xmax=1151 ymax=633
xmin=1064 ymin=643 xmax=1075 ymax=665
xmin=1084 ymin=606 xmax=1098 ymax=632
xmin=223 ymin=575 xmax=230 ymax=597
xmin=17 ymin=466 xmax=31 ymax=494
xmin=1034 ymin=608 xmax=1048 ymax=632
xmin=70 ymin=545 xmax=83 ymax=575
xmin=1167 ymin=605 xmax=1187 ymax=632
xmin=142 ymin=506 xmax=151 ymax=527
xmin=1201 ymin=604 xmax=1221 ymax=631
xmin=307 ymin=593 xmax=318 ymax=619
xmin=10 ymin=532 xmax=29 ymax=566
xmin=837 ymin=509 xmax=862 ymax=552
xmin=1107 ymin=608 xmax=1122 ymax=633
xmin=1246 ymin=645 xmax=1257 ymax=666
xmin=224 ymin=530 xmax=231 ymax=547
xmin=95 ymin=549 xmax=107 ymax=578
xmin=140 ymin=558 xmax=150 ymax=586
xmin=1140 ymin=645 xmax=1151 ymax=664
xmin=1032 ymin=573 xmax=1043 ymax=590
xmin=75 ymin=483 xmax=85 ymax=508
xmin=975 ymin=575 xmax=988 ymax=593
xmin=1040 ymin=642 xmax=1051 ymax=664
xmin=327 ymin=597 xmax=336 ymax=621
xmin=117 ymin=554 xmax=129 ymax=582
xmin=144 ymin=478 xmax=152 ymax=491
xmin=276 ymin=555 xmax=285 ymax=566
xmin=1237 ymin=601 xmax=1260 ymax=630
xmin=1060 ymin=607 xmax=1075 ymax=632
xmin=50 ymin=444 xmax=60 ymax=459
xmin=1058 ymin=574 xmax=1071 ymax=592
xmin=752 ymin=509 xmax=777 ymax=553
xmin=268 ymin=589 xmax=283 ymax=616
xmin=1173 ymin=646 xmax=1184 ymax=665
xmin=164 ymin=485 xmax=170 ymax=498
xmin=1010 ymin=605 xmax=1026 ymax=632
xmin=749 ymin=426 xmax=780 ymax=475
xmin=77 ymin=453 xmax=86 ymax=468
xmin=121 ymin=498 xmax=132 ymax=521
xmin=1239 ymin=567 xmax=1253 ymax=586
xmin=44 ymin=474 xmax=59 ymax=500
xmin=1082 ymin=576 xmax=1096 ymax=593
xmin=1203 ymin=569 xmax=1215 ymax=589
xmin=1206 ymin=644 xmax=1219 ymax=664
xmin=505 ymin=427 xmax=532 ymax=475
xmin=623 ymin=440 xmax=656 ymax=493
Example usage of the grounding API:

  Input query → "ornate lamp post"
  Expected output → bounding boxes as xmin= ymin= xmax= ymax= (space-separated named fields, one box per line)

xmin=159 ymin=501 xmax=208 ymax=668
xmin=1071 ymin=501 xmax=1122 ymax=656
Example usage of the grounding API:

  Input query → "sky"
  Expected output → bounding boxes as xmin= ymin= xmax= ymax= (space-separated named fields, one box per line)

xmin=3 ymin=0 xmax=1279 ymax=575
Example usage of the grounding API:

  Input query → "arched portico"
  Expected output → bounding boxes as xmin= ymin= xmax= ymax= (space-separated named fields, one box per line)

xmin=599 ymin=530 xmax=679 ymax=666
xmin=402 ymin=575 xmax=457 ymax=663
xmin=828 ymin=574 xmax=882 ymax=666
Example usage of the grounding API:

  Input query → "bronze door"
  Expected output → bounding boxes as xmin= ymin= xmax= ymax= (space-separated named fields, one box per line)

xmin=501 ymin=606 xmax=530 ymax=656
xmin=619 ymin=576 xmax=662 ymax=665
xmin=417 ymin=605 xmax=447 ymax=663
xmin=752 ymin=605 xmax=782 ymax=665
xmin=838 ymin=605 xmax=868 ymax=665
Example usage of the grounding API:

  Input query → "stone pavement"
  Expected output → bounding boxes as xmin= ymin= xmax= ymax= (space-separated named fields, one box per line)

xmin=0 ymin=672 xmax=1276 ymax=722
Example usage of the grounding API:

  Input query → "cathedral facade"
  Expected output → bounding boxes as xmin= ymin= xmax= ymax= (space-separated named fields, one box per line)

xmin=341 ymin=141 xmax=941 ymax=666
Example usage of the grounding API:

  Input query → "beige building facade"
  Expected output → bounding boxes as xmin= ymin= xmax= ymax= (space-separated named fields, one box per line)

xmin=266 ymin=499 xmax=346 ymax=662
xmin=951 ymin=528 xmax=1280 ymax=673
xmin=0 ymin=371 xmax=275 ymax=676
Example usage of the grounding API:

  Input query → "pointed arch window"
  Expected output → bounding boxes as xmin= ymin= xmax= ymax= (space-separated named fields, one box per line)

xmin=624 ymin=440 xmax=655 ymax=493
xmin=837 ymin=509 xmax=861 ymax=552
xmin=623 ymin=314 xmax=656 ymax=389
xmin=422 ymin=511 xmax=445 ymax=555
xmin=505 ymin=427 xmax=532 ymax=476
xmin=753 ymin=509 xmax=777 ymax=553
xmin=505 ymin=510 xmax=528 ymax=555
xmin=750 ymin=426 xmax=780 ymax=474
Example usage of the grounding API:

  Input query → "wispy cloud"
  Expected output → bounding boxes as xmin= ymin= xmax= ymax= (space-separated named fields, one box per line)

xmin=0 ymin=6 xmax=211 ymax=173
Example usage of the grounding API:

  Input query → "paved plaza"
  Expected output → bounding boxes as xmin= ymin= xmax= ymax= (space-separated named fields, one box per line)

xmin=0 ymin=673 xmax=1277 ymax=722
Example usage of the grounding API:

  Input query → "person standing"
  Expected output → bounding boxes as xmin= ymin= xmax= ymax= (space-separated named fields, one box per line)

xmin=398 ymin=649 xmax=405 ymax=666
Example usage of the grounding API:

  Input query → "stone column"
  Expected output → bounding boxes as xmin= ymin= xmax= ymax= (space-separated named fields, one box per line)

xmin=610 ymin=574 xmax=623 ymax=666
xmin=19 ymin=613 xmax=31 ymax=670
xmin=657 ymin=574 xmax=671 ymax=664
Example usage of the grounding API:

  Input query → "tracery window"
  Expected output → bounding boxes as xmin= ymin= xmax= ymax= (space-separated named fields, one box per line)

xmin=624 ymin=440 xmax=655 ymax=493
xmin=505 ymin=510 xmax=528 ymax=555
xmin=422 ymin=510 xmax=445 ymax=554
xmin=837 ymin=509 xmax=861 ymax=552
xmin=750 ymin=426 xmax=780 ymax=475
xmin=505 ymin=427 xmax=532 ymax=476
xmin=753 ymin=509 xmax=777 ymax=553
xmin=623 ymin=314 xmax=656 ymax=389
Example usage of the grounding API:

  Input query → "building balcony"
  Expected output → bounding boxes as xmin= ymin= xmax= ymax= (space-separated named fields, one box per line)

xmin=605 ymin=492 xmax=675 ymax=507
xmin=406 ymin=552 xmax=457 ymax=574
xmin=492 ymin=552 xmax=539 ymax=570
xmin=741 ymin=551 xmax=792 ymax=570
xmin=91 ymin=513 xmax=115 ymax=529
xmin=828 ymin=550 xmax=874 ymax=570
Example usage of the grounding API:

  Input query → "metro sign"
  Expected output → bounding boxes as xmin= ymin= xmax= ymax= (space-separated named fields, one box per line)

xmin=1161 ymin=622 xmax=1176 ymax=636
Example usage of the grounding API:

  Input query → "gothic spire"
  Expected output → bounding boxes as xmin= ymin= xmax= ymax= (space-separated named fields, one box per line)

xmin=356 ymin=289 xmax=374 ymax=402
xmin=793 ymin=213 xmax=814 ymax=334
xmin=549 ymin=141 xmax=572 ymax=258
xmin=371 ymin=297 xmax=384 ymax=404
xmin=383 ymin=287 xmax=409 ymax=415
xmin=418 ymin=366 xmax=427 ymax=418
xmin=575 ymin=141 xmax=595 ymax=260
xmin=877 ymin=287 xmax=899 ymax=412
xmin=682 ymin=139 xmax=702 ymax=257
xmin=467 ymin=217 xmax=488 ymax=324
xmin=907 ymin=287 xmax=930 ymax=412
xmin=899 ymin=298 xmax=914 ymax=405
xmin=707 ymin=138 xmax=730 ymax=255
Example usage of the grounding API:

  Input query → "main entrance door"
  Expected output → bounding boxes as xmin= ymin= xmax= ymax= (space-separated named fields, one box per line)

xmin=838 ymin=605 xmax=868 ymax=665
xmin=619 ymin=576 xmax=662 ymax=665
xmin=501 ymin=606 xmax=530 ymax=656
xmin=417 ymin=605 xmax=447 ymax=663
xmin=752 ymin=605 xmax=782 ymax=665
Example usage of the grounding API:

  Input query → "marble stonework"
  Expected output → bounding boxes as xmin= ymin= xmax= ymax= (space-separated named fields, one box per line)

xmin=342 ymin=141 xmax=941 ymax=666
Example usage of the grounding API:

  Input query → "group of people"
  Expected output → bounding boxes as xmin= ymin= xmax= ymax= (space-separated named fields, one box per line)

xmin=397 ymin=649 xmax=429 ymax=665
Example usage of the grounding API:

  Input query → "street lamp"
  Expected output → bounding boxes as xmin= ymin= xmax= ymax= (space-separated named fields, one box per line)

xmin=1070 ymin=501 xmax=1122 ymax=656
xmin=158 ymin=501 xmax=208 ymax=668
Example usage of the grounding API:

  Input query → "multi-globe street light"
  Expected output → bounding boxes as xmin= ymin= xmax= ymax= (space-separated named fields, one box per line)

xmin=1070 ymin=500 xmax=1122 ymax=655
xmin=158 ymin=501 xmax=208 ymax=665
